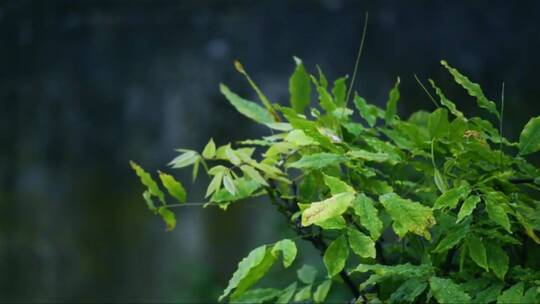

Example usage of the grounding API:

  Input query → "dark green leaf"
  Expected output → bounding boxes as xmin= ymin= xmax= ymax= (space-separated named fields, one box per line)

xmin=313 ymin=280 xmax=332 ymax=304
xmin=289 ymin=57 xmax=312 ymax=113
xmin=389 ymin=279 xmax=427 ymax=304
xmin=433 ymin=184 xmax=470 ymax=210
xmin=385 ymin=78 xmax=400 ymax=124
xmin=466 ymin=235 xmax=489 ymax=271
xmin=429 ymin=277 xmax=471 ymax=304
xmin=332 ymin=77 xmax=347 ymax=106
xmin=497 ymin=282 xmax=524 ymax=304
xmin=486 ymin=242 xmax=509 ymax=280
xmin=297 ymin=264 xmax=318 ymax=284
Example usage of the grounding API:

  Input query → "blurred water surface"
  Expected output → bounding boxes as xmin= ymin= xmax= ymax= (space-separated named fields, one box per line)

xmin=1 ymin=0 xmax=540 ymax=302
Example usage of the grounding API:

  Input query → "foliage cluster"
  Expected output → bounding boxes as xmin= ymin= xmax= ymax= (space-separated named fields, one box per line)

xmin=132 ymin=58 xmax=540 ymax=303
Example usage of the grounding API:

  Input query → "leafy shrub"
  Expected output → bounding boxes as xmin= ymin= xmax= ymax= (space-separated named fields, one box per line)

xmin=131 ymin=58 xmax=540 ymax=303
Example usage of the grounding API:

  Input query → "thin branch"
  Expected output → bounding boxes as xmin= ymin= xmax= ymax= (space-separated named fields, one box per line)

xmin=345 ymin=12 xmax=369 ymax=106
xmin=414 ymin=74 xmax=439 ymax=108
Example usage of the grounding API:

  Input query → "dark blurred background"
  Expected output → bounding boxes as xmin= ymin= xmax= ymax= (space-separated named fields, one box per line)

xmin=1 ymin=0 xmax=540 ymax=302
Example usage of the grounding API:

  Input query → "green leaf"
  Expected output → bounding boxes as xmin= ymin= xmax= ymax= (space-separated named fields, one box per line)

xmin=466 ymin=235 xmax=489 ymax=271
xmin=518 ymin=116 xmax=540 ymax=155
xmin=220 ymin=83 xmax=275 ymax=124
xmin=428 ymin=108 xmax=450 ymax=139
xmin=288 ymin=153 xmax=345 ymax=170
xmin=440 ymin=60 xmax=499 ymax=119
xmin=297 ymin=264 xmax=318 ymax=284
xmin=348 ymin=149 xmax=399 ymax=164
xmin=211 ymin=178 xmax=261 ymax=203
xmin=158 ymin=172 xmax=187 ymax=203
xmin=486 ymin=242 xmax=509 ymax=280
xmin=432 ymin=220 xmax=470 ymax=253
xmin=294 ymin=285 xmax=312 ymax=302
xmin=289 ymin=57 xmax=312 ymax=113
xmin=332 ymin=77 xmax=347 ymax=107
xmin=497 ymin=282 xmax=524 ymax=304
xmin=351 ymin=194 xmax=383 ymax=240
xmin=231 ymin=289 xmax=280 ymax=304
xmin=474 ymin=282 xmax=504 ymax=304
xmin=130 ymin=161 xmax=165 ymax=203
xmin=429 ymin=277 xmax=471 ymax=304
xmin=379 ymin=193 xmax=435 ymax=240
xmin=323 ymin=235 xmax=349 ymax=277
xmin=158 ymin=206 xmax=176 ymax=231
xmin=315 ymin=216 xmax=347 ymax=230
xmin=142 ymin=191 xmax=157 ymax=212
xmin=271 ymin=239 xmax=297 ymax=268
xmin=323 ymin=174 xmax=354 ymax=195
xmin=315 ymin=83 xmax=336 ymax=113
xmin=433 ymin=184 xmax=470 ymax=210
xmin=456 ymin=195 xmax=481 ymax=223
xmin=206 ymin=171 xmax=224 ymax=198
xmin=352 ymin=263 xmax=433 ymax=289
xmin=169 ymin=150 xmax=199 ymax=169
xmin=347 ymin=228 xmax=376 ymax=259
xmin=385 ymin=77 xmax=400 ymax=124
xmin=202 ymin=138 xmax=216 ymax=159
xmin=301 ymin=192 xmax=354 ymax=227
xmin=276 ymin=282 xmax=297 ymax=304
xmin=313 ymin=280 xmax=332 ymax=304
xmin=484 ymin=192 xmax=511 ymax=232
xmin=389 ymin=279 xmax=427 ymax=304
xmin=429 ymin=79 xmax=466 ymax=121
xmin=223 ymin=174 xmax=236 ymax=195
xmin=220 ymin=245 xmax=276 ymax=302
xmin=353 ymin=95 xmax=381 ymax=127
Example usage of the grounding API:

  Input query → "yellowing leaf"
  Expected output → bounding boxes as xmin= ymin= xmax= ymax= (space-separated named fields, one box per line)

xmin=301 ymin=192 xmax=354 ymax=227
xmin=323 ymin=235 xmax=349 ymax=277
xmin=518 ymin=116 xmax=540 ymax=155
xmin=379 ymin=193 xmax=435 ymax=240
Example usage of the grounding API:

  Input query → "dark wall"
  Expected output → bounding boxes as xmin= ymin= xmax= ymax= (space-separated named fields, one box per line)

xmin=1 ymin=0 xmax=539 ymax=302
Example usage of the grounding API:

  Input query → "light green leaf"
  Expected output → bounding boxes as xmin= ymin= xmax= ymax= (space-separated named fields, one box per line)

xmin=220 ymin=83 xmax=275 ymax=124
xmin=389 ymin=279 xmax=427 ymax=304
xmin=323 ymin=174 xmax=354 ymax=195
xmin=434 ymin=168 xmax=448 ymax=193
xmin=352 ymin=263 xmax=433 ymax=289
xmin=440 ymin=60 xmax=499 ymax=119
xmin=294 ymin=285 xmax=312 ymax=302
xmin=428 ymin=108 xmax=450 ymax=139
xmin=169 ymin=150 xmax=199 ymax=169
xmin=211 ymin=178 xmax=261 ymax=203
xmin=231 ymin=288 xmax=280 ymax=304
xmin=289 ymin=57 xmax=312 ymax=113
xmin=347 ymin=228 xmax=376 ymax=259
xmin=385 ymin=77 xmax=400 ymax=124
xmin=223 ymin=174 xmax=236 ymax=195
xmin=301 ymin=192 xmax=355 ymax=227
xmin=142 ymin=191 xmax=157 ymax=212
xmin=276 ymin=282 xmax=297 ymax=304
xmin=486 ymin=242 xmax=509 ymax=280
xmin=240 ymin=165 xmax=268 ymax=186
xmin=315 ymin=216 xmax=347 ymax=230
xmin=351 ymin=194 xmax=383 ymax=240
xmin=288 ymin=153 xmax=345 ymax=170
xmin=313 ymin=280 xmax=332 ymax=304
xmin=432 ymin=220 xmax=470 ymax=253
xmin=158 ymin=206 xmax=176 ymax=231
xmin=433 ymin=184 xmax=470 ymax=210
xmin=332 ymin=77 xmax=347 ymax=106
xmin=130 ymin=161 xmax=165 ymax=203
xmin=348 ymin=149 xmax=399 ymax=164
xmin=429 ymin=277 xmax=471 ymax=304
xmin=202 ymin=138 xmax=216 ymax=159
xmin=484 ymin=192 xmax=511 ymax=232
xmin=271 ymin=239 xmax=297 ymax=268
xmin=206 ymin=172 xmax=224 ymax=198
xmin=518 ymin=116 xmax=540 ymax=155
xmin=467 ymin=235 xmax=489 ymax=271
xmin=457 ymin=195 xmax=481 ymax=223
xmin=429 ymin=79 xmax=466 ymax=121
xmin=297 ymin=264 xmax=317 ymax=284
xmin=379 ymin=193 xmax=435 ymax=240
xmin=220 ymin=245 xmax=276 ymax=302
xmin=158 ymin=172 xmax=187 ymax=203
xmin=323 ymin=235 xmax=349 ymax=277
xmin=497 ymin=282 xmax=524 ymax=304
xmin=284 ymin=129 xmax=317 ymax=146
